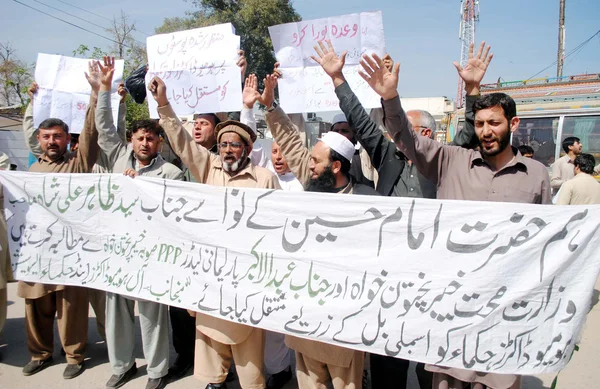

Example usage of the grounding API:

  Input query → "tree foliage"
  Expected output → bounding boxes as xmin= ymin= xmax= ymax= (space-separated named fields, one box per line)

xmin=157 ymin=0 xmax=301 ymax=81
xmin=0 ymin=42 xmax=33 ymax=106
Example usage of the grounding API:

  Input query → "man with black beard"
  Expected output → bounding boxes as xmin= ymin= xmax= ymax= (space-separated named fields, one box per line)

xmin=263 ymin=72 xmax=378 ymax=389
xmin=358 ymin=45 xmax=551 ymax=389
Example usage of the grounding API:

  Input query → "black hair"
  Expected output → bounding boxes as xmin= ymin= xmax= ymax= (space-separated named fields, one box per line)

xmin=132 ymin=119 xmax=163 ymax=137
xmin=473 ymin=93 xmax=517 ymax=122
xmin=194 ymin=113 xmax=221 ymax=127
xmin=329 ymin=149 xmax=351 ymax=175
xmin=517 ymin=145 xmax=534 ymax=156
xmin=39 ymin=118 xmax=69 ymax=134
xmin=574 ymin=153 xmax=595 ymax=175
xmin=562 ymin=136 xmax=580 ymax=154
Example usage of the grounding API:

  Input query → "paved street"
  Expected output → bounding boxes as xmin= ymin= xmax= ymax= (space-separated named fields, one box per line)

xmin=1 ymin=280 xmax=598 ymax=389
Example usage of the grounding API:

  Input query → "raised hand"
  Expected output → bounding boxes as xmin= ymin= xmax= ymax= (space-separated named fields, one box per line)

xmin=85 ymin=60 xmax=102 ymax=92
xmin=27 ymin=82 xmax=39 ymax=101
xmin=98 ymin=56 xmax=116 ymax=92
xmin=118 ymin=82 xmax=127 ymax=103
xmin=237 ymin=50 xmax=247 ymax=80
xmin=358 ymin=53 xmax=400 ymax=100
xmin=242 ymin=74 xmax=261 ymax=109
xmin=147 ymin=76 xmax=169 ymax=107
xmin=260 ymin=74 xmax=278 ymax=109
xmin=454 ymin=42 xmax=493 ymax=95
xmin=311 ymin=40 xmax=347 ymax=85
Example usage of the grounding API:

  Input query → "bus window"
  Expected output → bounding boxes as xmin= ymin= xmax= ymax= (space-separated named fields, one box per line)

xmin=511 ymin=117 xmax=559 ymax=167
xmin=560 ymin=115 xmax=600 ymax=161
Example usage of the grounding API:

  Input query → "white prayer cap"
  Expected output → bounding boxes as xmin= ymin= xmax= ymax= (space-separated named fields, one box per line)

xmin=319 ymin=131 xmax=355 ymax=163
xmin=332 ymin=113 xmax=348 ymax=125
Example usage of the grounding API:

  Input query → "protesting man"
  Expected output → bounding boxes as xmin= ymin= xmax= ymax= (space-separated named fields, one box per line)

xmin=19 ymin=60 xmax=103 ymax=380
xmin=551 ymin=136 xmax=583 ymax=194
xmin=24 ymin=80 xmax=129 ymax=343
xmin=95 ymin=57 xmax=183 ymax=389
xmin=358 ymin=42 xmax=551 ymax=389
xmin=268 ymin=141 xmax=304 ymax=192
xmin=556 ymin=153 xmax=600 ymax=205
xmin=148 ymin=75 xmax=280 ymax=389
xmin=264 ymin=55 xmax=378 ymax=387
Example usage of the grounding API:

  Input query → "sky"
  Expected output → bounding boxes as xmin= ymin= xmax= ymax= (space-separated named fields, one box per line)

xmin=3 ymin=0 xmax=600 ymax=102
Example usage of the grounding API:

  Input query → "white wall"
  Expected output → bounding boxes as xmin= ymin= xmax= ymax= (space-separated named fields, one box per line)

xmin=400 ymin=97 xmax=454 ymax=116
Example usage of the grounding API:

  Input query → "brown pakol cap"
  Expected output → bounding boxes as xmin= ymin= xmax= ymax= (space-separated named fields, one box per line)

xmin=215 ymin=120 xmax=257 ymax=145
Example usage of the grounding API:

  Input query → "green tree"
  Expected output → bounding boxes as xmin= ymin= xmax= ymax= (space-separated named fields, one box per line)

xmin=0 ymin=42 xmax=33 ymax=106
xmin=157 ymin=0 xmax=301 ymax=81
xmin=72 ymin=44 xmax=108 ymax=60
xmin=124 ymin=94 xmax=149 ymax=132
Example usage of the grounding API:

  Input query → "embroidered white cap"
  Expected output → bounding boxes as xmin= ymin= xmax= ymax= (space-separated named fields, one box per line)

xmin=318 ymin=131 xmax=355 ymax=163
xmin=332 ymin=113 xmax=348 ymax=125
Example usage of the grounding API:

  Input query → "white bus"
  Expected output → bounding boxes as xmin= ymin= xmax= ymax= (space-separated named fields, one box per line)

xmin=447 ymin=96 xmax=600 ymax=169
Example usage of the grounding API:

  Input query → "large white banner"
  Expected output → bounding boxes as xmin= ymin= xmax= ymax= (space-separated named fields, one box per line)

xmin=269 ymin=12 xmax=386 ymax=113
xmin=2 ymin=171 xmax=599 ymax=375
xmin=34 ymin=53 xmax=124 ymax=134
xmin=146 ymin=23 xmax=242 ymax=117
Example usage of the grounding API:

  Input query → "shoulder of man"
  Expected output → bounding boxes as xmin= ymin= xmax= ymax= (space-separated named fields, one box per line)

xmin=352 ymin=183 xmax=380 ymax=196
xmin=253 ymin=164 xmax=278 ymax=179
xmin=520 ymin=156 xmax=550 ymax=177
xmin=157 ymin=158 xmax=184 ymax=177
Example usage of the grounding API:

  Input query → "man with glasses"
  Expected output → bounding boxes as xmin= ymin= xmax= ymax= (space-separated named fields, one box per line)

xmin=148 ymin=75 xmax=280 ymax=389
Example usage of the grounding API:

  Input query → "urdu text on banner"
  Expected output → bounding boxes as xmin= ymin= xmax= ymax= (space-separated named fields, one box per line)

xmin=34 ymin=53 xmax=124 ymax=134
xmin=268 ymin=11 xmax=386 ymax=113
xmin=145 ymin=23 xmax=242 ymax=118
xmin=1 ymin=171 xmax=599 ymax=374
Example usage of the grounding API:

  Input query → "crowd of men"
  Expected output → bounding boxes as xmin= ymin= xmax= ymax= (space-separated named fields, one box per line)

xmin=0 ymin=37 xmax=599 ymax=389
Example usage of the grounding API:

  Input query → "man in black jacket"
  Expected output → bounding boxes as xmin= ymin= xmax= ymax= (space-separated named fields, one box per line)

xmin=313 ymin=39 xmax=492 ymax=389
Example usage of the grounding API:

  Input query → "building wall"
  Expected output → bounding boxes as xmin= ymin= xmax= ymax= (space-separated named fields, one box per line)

xmin=0 ymin=130 xmax=30 ymax=171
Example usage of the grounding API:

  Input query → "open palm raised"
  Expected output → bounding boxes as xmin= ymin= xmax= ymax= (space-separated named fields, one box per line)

xmin=98 ymin=56 xmax=116 ymax=88
xmin=358 ymin=53 xmax=400 ymax=101
xmin=84 ymin=60 xmax=102 ymax=91
xmin=454 ymin=41 xmax=493 ymax=86
xmin=311 ymin=40 xmax=347 ymax=79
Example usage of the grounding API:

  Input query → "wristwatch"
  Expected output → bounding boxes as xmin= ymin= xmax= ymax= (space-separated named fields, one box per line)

xmin=267 ymin=101 xmax=278 ymax=112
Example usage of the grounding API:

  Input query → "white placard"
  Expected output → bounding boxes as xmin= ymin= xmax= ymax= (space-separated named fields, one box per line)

xmin=146 ymin=25 xmax=242 ymax=117
xmin=2 ymin=171 xmax=599 ymax=375
xmin=269 ymin=12 xmax=386 ymax=113
xmin=33 ymin=53 xmax=124 ymax=134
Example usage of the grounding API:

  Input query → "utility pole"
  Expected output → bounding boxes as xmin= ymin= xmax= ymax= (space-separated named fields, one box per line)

xmin=557 ymin=0 xmax=566 ymax=78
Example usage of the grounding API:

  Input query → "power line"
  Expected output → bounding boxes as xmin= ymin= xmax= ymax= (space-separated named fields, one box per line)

xmin=31 ymin=0 xmax=146 ymax=46
xmin=526 ymin=29 xmax=600 ymax=80
xmin=54 ymin=0 xmax=153 ymax=36
xmin=12 ymin=0 xmax=134 ymax=49
xmin=54 ymin=0 xmax=112 ymax=22
xmin=32 ymin=0 xmax=111 ymax=33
